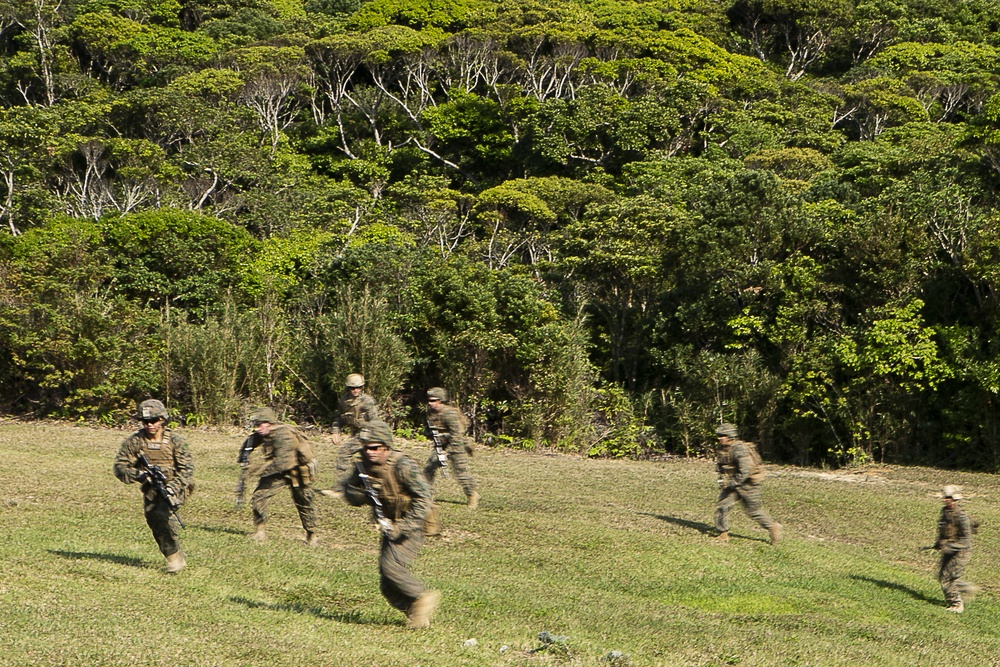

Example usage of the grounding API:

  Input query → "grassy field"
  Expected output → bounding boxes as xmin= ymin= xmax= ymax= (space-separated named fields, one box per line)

xmin=1 ymin=421 xmax=999 ymax=666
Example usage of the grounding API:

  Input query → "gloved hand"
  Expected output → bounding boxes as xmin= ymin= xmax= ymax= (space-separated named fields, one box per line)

xmin=136 ymin=470 xmax=149 ymax=484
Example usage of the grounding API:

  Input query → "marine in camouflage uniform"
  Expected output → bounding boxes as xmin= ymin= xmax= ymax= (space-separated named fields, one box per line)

xmin=113 ymin=399 xmax=194 ymax=573
xmin=713 ymin=423 xmax=781 ymax=545
xmin=424 ymin=387 xmax=479 ymax=509
xmin=934 ymin=485 xmax=975 ymax=613
xmin=332 ymin=373 xmax=380 ymax=473
xmin=341 ymin=420 xmax=440 ymax=628
xmin=240 ymin=407 xmax=319 ymax=545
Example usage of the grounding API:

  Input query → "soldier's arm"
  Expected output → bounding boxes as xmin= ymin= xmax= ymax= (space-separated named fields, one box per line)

xmin=168 ymin=434 xmax=195 ymax=499
xmin=443 ymin=410 xmax=466 ymax=450
xmin=954 ymin=512 xmax=973 ymax=548
xmin=395 ymin=457 xmax=432 ymax=536
xmin=113 ymin=436 xmax=142 ymax=484
xmin=363 ymin=396 xmax=380 ymax=422
xmin=732 ymin=445 xmax=753 ymax=485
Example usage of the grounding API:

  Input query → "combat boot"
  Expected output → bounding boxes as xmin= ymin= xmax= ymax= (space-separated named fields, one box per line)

xmin=466 ymin=491 xmax=480 ymax=510
xmin=407 ymin=590 xmax=441 ymax=629
xmin=304 ymin=531 xmax=320 ymax=547
xmin=424 ymin=506 xmax=442 ymax=537
xmin=715 ymin=531 xmax=729 ymax=542
xmin=319 ymin=489 xmax=343 ymax=500
xmin=946 ymin=600 xmax=964 ymax=613
xmin=247 ymin=527 xmax=267 ymax=542
xmin=769 ymin=523 xmax=782 ymax=545
xmin=164 ymin=551 xmax=186 ymax=573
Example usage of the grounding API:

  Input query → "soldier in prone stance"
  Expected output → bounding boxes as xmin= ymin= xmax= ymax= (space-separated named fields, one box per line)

xmin=933 ymin=485 xmax=977 ymax=613
xmin=241 ymin=407 xmax=319 ymax=546
xmin=341 ymin=421 xmax=440 ymax=628
xmin=713 ymin=423 xmax=781 ymax=545
xmin=424 ymin=387 xmax=479 ymax=509
xmin=113 ymin=399 xmax=194 ymax=573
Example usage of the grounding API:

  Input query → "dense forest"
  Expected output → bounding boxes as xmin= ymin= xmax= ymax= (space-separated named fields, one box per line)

xmin=1 ymin=0 xmax=1000 ymax=468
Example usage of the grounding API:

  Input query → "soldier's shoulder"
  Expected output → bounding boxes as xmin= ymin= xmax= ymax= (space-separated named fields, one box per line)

xmin=166 ymin=429 xmax=190 ymax=445
xmin=361 ymin=393 xmax=378 ymax=406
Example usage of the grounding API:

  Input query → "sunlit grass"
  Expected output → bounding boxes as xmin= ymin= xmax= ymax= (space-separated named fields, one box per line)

xmin=1 ymin=421 xmax=999 ymax=666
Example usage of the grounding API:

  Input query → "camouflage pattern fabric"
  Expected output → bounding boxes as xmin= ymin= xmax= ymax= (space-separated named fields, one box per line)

xmin=332 ymin=392 xmax=379 ymax=436
xmin=113 ymin=428 xmax=194 ymax=557
xmin=424 ymin=404 xmax=477 ymax=496
xmin=713 ymin=484 xmax=775 ymax=533
xmin=251 ymin=472 xmax=317 ymax=532
xmin=936 ymin=505 xmax=973 ymax=606
xmin=343 ymin=453 xmax=431 ymax=613
xmin=243 ymin=422 xmax=317 ymax=531
xmin=714 ymin=440 xmax=774 ymax=533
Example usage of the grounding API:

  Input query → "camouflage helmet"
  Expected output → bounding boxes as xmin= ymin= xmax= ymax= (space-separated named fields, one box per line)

xmin=715 ymin=423 xmax=739 ymax=439
xmin=942 ymin=485 xmax=963 ymax=500
xmin=345 ymin=373 xmax=365 ymax=388
xmin=358 ymin=420 xmax=394 ymax=448
xmin=136 ymin=399 xmax=168 ymax=421
xmin=427 ymin=387 xmax=448 ymax=403
xmin=251 ymin=407 xmax=277 ymax=425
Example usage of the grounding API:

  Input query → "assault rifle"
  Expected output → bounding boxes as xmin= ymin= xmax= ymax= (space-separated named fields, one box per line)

xmin=355 ymin=459 xmax=399 ymax=562
xmin=234 ymin=435 xmax=257 ymax=509
xmin=137 ymin=452 xmax=185 ymax=529
xmin=427 ymin=422 xmax=449 ymax=478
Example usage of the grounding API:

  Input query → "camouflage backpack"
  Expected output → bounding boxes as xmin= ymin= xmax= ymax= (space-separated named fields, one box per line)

xmin=745 ymin=441 xmax=766 ymax=484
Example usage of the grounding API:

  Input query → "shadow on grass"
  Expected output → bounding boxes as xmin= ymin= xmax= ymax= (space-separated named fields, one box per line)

xmin=190 ymin=524 xmax=246 ymax=536
xmin=641 ymin=513 xmax=715 ymax=536
xmin=49 ymin=550 xmax=147 ymax=568
xmin=850 ymin=575 xmax=939 ymax=603
xmin=229 ymin=595 xmax=395 ymax=626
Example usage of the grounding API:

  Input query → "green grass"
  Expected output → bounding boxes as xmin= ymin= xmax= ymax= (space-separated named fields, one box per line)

xmin=2 ymin=422 xmax=1000 ymax=666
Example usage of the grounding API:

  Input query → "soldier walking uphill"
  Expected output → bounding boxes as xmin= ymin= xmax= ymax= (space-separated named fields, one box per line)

xmin=239 ymin=407 xmax=319 ymax=546
xmin=424 ymin=387 xmax=479 ymax=509
xmin=113 ymin=399 xmax=194 ymax=573
xmin=332 ymin=373 xmax=380 ymax=474
xmin=933 ymin=485 xmax=978 ymax=613
xmin=713 ymin=423 xmax=781 ymax=545
xmin=341 ymin=421 xmax=440 ymax=628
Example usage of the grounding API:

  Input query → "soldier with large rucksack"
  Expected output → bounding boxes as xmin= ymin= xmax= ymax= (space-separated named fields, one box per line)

xmin=712 ymin=423 xmax=781 ymax=545
xmin=239 ymin=407 xmax=319 ymax=546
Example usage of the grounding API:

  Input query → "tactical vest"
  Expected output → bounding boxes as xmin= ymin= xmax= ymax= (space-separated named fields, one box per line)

xmin=339 ymin=395 xmax=365 ymax=434
xmin=372 ymin=452 xmax=411 ymax=521
xmin=142 ymin=430 xmax=175 ymax=481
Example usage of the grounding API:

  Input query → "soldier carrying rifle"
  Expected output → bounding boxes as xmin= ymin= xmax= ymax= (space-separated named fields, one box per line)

xmin=341 ymin=420 xmax=440 ymax=628
xmin=113 ymin=399 xmax=194 ymax=573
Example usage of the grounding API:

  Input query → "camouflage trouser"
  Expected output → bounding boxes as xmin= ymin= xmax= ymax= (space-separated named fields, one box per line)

xmin=335 ymin=437 xmax=361 ymax=473
xmin=714 ymin=483 xmax=774 ymax=533
xmin=251 ymin=472 xmax=317 ymax=532
xmin=939 ymin=549 xmax=971 ymax=606
xmin=380 ymin=530 xmax=425 ymax=613
xmin=424 ymin=446 xmax=477 ymax=497
xmin=144 ymin=496 xmax=183 ymax=557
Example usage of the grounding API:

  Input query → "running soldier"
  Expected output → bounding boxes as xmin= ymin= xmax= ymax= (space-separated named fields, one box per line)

xmin=113 ymin=399 xmax=194 ymax=573
xmin=713 ymin=423 xmax=781 ymax=545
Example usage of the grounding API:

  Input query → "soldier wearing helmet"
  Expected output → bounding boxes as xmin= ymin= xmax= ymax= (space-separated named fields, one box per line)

xmin=424 ymin=387 xmax=479 ymax=510
xmin=240 ymin=407 xmax=320 ymax=546
xmin=113 ymin=399 xmax=194 ymax=573
xmin=713 ymin=422 xmax=780 ymax=545
xmin=341 ymin=420 xmax=440 ymax=628
xmin=331 ymin=373 xmax=381 ymax=474
xmin=933 ymin=485 xmax=978 ymax=613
